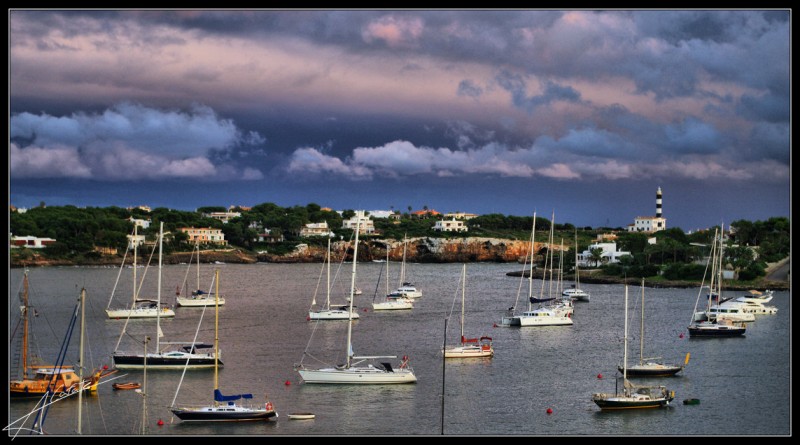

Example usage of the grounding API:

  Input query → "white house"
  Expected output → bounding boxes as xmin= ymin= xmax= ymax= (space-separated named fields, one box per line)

xmin=10 ymin=235 xmax=57 ymax=249
xmin=577 ymin=242 xmax=631 ymax=267
xmin=342 ymin=211 xmax=375 ymax=234
xmin=367 ymin=210 xmax=395 ymax=219
xmin=178 ymin=227 xmax=228 ymax=245
xmin=204 ymin=211 xmax=241 ymax=224
xmin=628 ymin=216 xmax=666 ymax=233
xmin=127 ymin=234 xmax=147 ymax=249
xmin=128 ymin=217 xmax=151 ymax=230
xmin=300 ymin=222 xmax=334 ymax=237
xmin=433 ymin=219 xmax=468 ymax=232
xmin=443 ymin=212 xmax=479 ymax=220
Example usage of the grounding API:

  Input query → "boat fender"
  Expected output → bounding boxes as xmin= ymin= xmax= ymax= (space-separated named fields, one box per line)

xmin=399 ymin=355 xmax=408 ymax=368
xmin=266 ymin=402 xmax=274 ymax=411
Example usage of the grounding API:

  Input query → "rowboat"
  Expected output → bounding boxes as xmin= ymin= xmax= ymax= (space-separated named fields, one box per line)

xmin=288 ymin=413 xmax=315 ymax=420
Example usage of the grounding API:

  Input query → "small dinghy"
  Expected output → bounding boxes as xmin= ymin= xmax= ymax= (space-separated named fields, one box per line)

xmin=113 ymin=382 xmax=141 ymax=390
xmin=288 ymin=413 xmax=315 ymax=420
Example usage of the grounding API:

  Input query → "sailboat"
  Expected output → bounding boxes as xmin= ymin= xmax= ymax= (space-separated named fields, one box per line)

xmin=390 ymin=235 xmax=422 ymax=299
xmin=621 ymin=279 xmax=686 ymax=377
xmin=308 ymin=238 xmax=360 ymax=320
xmin=10 ymin=273 xmax=114 ymax=399
xmin=688 ymin=225 xmax=746 ymax=338
xmin=176 ymin=242 xmax=226 ymax=307
xmin=562 ymin=230 xmax=590 ymax=302
xmin=373 ymin=244 xmax=414 ymax=311
xmin=171 ymin=269 xmax=277 ymax=422
xmin=503 ymin=212 xmax=573 ymax=327
xmin=297 ymin=219 xmax=417 ymax=384
xmin=592 ymin=285 xmax=675 ymax=410
xmin=106 ymin=225 xmax=175 ymax=319
xmin=113 ymin=222 xmax=221 ymax=369
xmin=443 ymin=264 xmax=493 ymax=358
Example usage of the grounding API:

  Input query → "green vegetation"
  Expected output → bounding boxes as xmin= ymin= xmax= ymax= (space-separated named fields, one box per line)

xmin=9 ymin=204 xmax=788 ymax=282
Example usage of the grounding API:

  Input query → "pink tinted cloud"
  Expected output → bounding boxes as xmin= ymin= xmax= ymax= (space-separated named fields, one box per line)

xmin=362 ymin=15 xmax=424 ymax=48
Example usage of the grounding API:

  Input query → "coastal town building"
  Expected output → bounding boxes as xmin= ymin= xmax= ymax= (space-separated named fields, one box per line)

xmin=366 ymin=210 xmax=395 ymax=219
xmin=433 ymin=218 xmax=468 ymax=232
xmin=204 ymin=211 xmax=241 ymax=224
xmin=178 ymin=227 xmax=228 ymax=245
xmin=411 ymin=209 xmax=441 ymax=218
xmin=128 ymin=217 xmax=151 ymax=230
xmin=627 ymin=187 xmax=666 ymax=233
xmin=300 ymin=221 xmax=335 ymax=237
xmin=577 ymin=241 xmax=631 ymax=267
xmin=127 ymin=234 xmax=146 ymax=249
xmin=342 ymin=211 xmax=375 ymax=234
xmin=10 ymin=235 xmax=57 ymax=249
xmin=443 ymin=212 xmax=479 ymax=220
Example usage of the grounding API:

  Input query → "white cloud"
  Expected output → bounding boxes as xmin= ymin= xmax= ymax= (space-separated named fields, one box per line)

xmin=10 ymin=142 xmax=92 ymax=178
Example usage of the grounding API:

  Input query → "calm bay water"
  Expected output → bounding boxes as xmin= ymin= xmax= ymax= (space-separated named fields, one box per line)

xmin=7 ymin=262 xmax=791 ymax=436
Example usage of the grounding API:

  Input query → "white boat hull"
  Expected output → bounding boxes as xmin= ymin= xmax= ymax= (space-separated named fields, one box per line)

xmin=563 ymin=289 xmax=590 ymax=302
xmin=177 ymin=296 xmax=226 ymax=307
xmin=372 ymin=300 xmax=413 ymax=310
xmin=443 ymin=345 xmax=493 ymax=358
xmin=298 ymin=366 xmax=417 ymax=384
xmin=308 ymin=309 xmax=360 ymax=320
xmin=517 ymin=310 xmax=573 ymax=326
xmin=106 ymin=307 xmax=175 ymax=319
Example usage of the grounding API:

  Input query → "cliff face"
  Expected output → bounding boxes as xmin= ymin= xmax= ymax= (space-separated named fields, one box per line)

xmin=257 ymin=237 xmax=546 ymax=263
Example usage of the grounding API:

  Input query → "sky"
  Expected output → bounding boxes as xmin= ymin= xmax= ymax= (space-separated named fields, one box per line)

xmin=8 ymin=10 xmax=791 ymax=232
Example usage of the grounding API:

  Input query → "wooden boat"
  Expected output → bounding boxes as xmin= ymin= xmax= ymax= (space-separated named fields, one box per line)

xmin=288 ymin=413 xmax=316 ymax=420
xmin=112 ymin=382 xmax=141 ymax=390
xmin=10 ymin=271 xmax=114 ymax=399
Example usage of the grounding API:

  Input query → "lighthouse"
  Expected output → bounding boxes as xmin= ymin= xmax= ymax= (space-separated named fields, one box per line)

xmin=656 ymin=187 xmax=662 ymax=218
xmin=627 ymin=187 xmax=667 ymax=233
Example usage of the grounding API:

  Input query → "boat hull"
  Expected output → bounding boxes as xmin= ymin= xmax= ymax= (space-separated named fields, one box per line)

xmin=372 ymin=301 xmax=413 ymax=310
xmin=620 ymin=364 xmax=684 ymax=377
xmin=298 ymin=367 xmax=417 ymax=384
xmin=308 ymin=309 xmax=360 ymax=320
xmin=176 ymin=296 xmax=226 ymax=307
xmin=106 ymin=307 xmax=175 ymax=319
xmin=592 ymin=395 xmax=672 ymax=410
xmin=171 ymin=407 xmax=276 ymax=422
xmin=688 ymin=324 xmax=746 ymax=337
xmin=113 ymin=354 xmax=221 ymax=369
xmin=518 ymin=315 xmax=573 ymax=327
xmin=443 ymin=345 xmax=493 ymax=358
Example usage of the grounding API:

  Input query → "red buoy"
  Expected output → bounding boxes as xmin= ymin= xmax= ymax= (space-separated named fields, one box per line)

xmin=103 ymin=365 xmax=108 ymax=370
xmin=597 ymin=373 xmax=603 ymax=379
xmin=546 ymin=408 xmax=553 ymax=415
xmin=679 ymin=333 xmax=685 ymax=339
xmin=306 ymin=316 xmax=311 ymax=321
xmin=363 ymin=308 xmax=368 ymax=312
xmin=157 ymin=419 xmax=164 ymax=426
xmin=493 ymin=323 xmax=497 ymax=328
xmin=285 ymin=380 xmax=291 ymax=386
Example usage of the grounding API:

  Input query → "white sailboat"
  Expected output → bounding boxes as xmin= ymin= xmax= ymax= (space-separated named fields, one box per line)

xmin=504 ymin=212 xmax=573 ymax=327
xmin=171 ymin=269 xmax=277 ymax=422
xmin=444 ymin=264 xmax=493 ymax=358
xmin=563 ymin=230 xmax=590 ymax=302
xmin=297 ymin=219 xmax=417 ymax=384
xmin=390 ymin=235 xmax=422 ymax=299
xmin=106 ymin=225 xmax=175 ymax=319
xmin=113 ymin=223 xmax=220 ymax=369
xmin=308 ymin=238 xmax=360 ymax=320
xmin=622 ymin=278 xmax=686 ymax=377
xmin=373 ymin=245 xmax=413 ymax=311
xmin=176 ymin=243 xmax=226 ymax=307
xmin=592 ymin=285 xmax=675 ymax=410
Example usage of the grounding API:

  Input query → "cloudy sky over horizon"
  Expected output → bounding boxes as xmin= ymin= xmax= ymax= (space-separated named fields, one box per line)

xmin=9 ymin=10 xmax=790 ymax=230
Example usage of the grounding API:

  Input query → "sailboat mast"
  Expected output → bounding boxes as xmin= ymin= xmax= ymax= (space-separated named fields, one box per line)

xmin=527 ymin=212 xmax=536 ymax=311
xmin=640 ymin=279 xmax=645 ymax=366
xmin=400 ymin=235 xmax=407 ymax=286
xmin=156 ymin=222 xmax=163 ymax=354
xmin=21 ymin=270 xmax=29 ymax=379
xmin=214 ymin=269 xmax=220 ymax=407
xmin=460 ymin=264 xmax=466 ymax=343
xmin=196 ymin=242 xmax=200 ymax=294
xmin=718 ymin=223 xmax=725 ymax=302
xmin=574 ymin=230 xmax=580 ymax=289
xmin=326 ymin=238 xmax=331 ymax=309
xmin=385 ymin=246 xmax=390 ymax=295
xmin=133 ymin=225 xmax=138 ymax=305
xmin=345 ymin=219 xmax=360 ymax=368
xmin=623 ymin=285 xmax=629 ymax=382
xmin=77 ymin=287 xmax=86 ymax=434
xmin=547 ymin=212 xmax=555 ymax=298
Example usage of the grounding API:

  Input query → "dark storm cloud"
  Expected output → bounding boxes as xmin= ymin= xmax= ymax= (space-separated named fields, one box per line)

xmin=496 ymin=71 xmax=583 ymax=113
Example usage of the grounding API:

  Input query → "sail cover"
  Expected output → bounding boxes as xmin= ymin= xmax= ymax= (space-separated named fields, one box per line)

xmin=214 ymin=389 xmax=253 ymax=402
xmin=530 ymin=297 xmax=555 ymax=304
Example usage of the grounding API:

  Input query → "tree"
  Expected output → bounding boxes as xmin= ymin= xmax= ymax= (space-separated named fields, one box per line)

xmin=589 ymin=247 xmax=604 ymax=267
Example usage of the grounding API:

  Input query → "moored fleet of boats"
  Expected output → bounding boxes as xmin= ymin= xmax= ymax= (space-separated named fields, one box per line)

xmin=9 ymin=216 xmax=782 ymax=433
